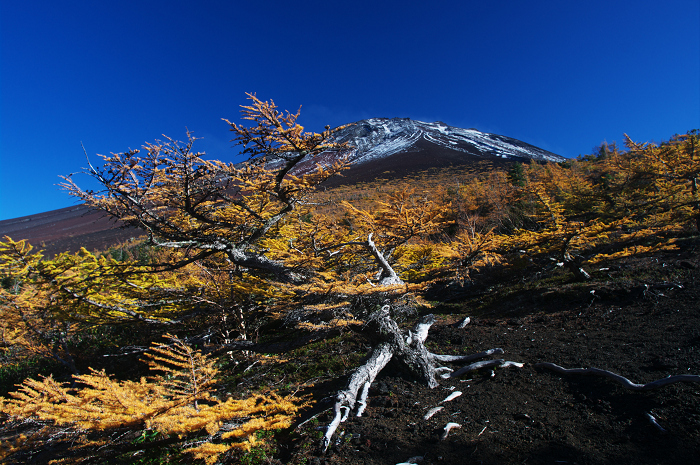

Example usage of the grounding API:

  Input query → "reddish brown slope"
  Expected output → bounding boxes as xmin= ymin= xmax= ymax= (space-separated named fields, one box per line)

xmin=322 ymin=139 xmax=524 ymax=187
xmin=0 ymin=205 xmax=141 ymax=256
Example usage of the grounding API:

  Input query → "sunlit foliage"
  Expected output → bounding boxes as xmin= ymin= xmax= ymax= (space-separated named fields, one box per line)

xmin=0 ymin=237 xmax=200 ymax=373
xmin=0 ymin=335 xmax=304 ymax=464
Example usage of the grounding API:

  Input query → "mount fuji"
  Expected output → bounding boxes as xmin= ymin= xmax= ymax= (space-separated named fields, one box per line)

xmin=332 ymin=118 xmax=563 ymax=163
xmin=278 ymin=118 xmax=564 ymax=185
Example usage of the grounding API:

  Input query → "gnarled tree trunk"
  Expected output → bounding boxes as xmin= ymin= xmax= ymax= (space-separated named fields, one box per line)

xmin=323 ymin=305 xmax=509 ymax=449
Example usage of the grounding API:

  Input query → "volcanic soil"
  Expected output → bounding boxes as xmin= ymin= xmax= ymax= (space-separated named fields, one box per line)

xmin=286 ymin=246 xmax=700 ymax=465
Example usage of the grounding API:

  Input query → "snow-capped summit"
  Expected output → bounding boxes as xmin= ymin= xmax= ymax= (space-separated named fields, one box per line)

xmin=330 ymin=118 xmax=564 ymax=164
xmin=271 ymin=118 xmax=564 ymax=185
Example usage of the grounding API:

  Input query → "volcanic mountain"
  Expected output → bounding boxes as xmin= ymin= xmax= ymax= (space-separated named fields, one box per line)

xmin=0 ymin=119 xmax=564 ymax=255
xmin=276 ymin=118 xmax=564 ymax=185
xmin=335 ymin=118 xmax=562 ymax=163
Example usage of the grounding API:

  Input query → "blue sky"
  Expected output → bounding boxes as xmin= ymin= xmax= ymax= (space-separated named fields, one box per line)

xmin=1 ymin=0 xmax=699 ymax=221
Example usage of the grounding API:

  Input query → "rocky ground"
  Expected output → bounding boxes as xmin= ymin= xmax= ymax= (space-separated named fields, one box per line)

xmin=285 ymin=247 xmax=700 ymax=465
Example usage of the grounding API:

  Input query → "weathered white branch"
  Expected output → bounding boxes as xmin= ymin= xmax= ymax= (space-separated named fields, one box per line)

xmin=366 ymin=233 xmax=403 ymax=286
xmin=501 ymin=361 xmax=525 ymax=368
xmin=295 ymin=408 xmax=331 ymax=431
xmin=441 ymin=359 xmax=523 ymax=379
xmin=355 ymin=381 xmax=371 ymax=417
xmin=441 ymin=422 xmax=462 ymax=440
xmin=323 ymin=341 xmax=393 ymax=450
xmin=430 ymin=348 xmax=504 ymax=363
xmin=535 ymin=362 xmax=700 ymax=390
xmin=441 ymin=359 xmax=504 ymax=379
xmin=324 ymin=404 xmax=349 ymax=450
xmin=440 ymin=391 xmax=462 ymax=403
xmin=423 ymin=406 xmax=443 ymax=420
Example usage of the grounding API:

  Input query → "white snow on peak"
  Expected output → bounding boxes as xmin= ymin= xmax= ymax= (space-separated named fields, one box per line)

xmin=265 ymin=118 xmax=564 ymax=172
xmin=330 ymin=118 xmax=564 ymax=164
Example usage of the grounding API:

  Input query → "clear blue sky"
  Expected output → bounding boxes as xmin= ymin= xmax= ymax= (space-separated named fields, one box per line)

xmin=1 ymin=0 xmax=698 ymax=221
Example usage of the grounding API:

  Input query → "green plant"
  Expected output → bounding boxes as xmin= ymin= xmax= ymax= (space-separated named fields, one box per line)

xmin=133 ymin=429 xmax=160 ymax=444
xmin=240 ymin=442 xmax=278 ymax=465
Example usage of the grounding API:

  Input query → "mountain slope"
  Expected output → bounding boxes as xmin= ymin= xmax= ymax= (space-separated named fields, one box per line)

xmin=0 ymin=119 xmax=563 ymax=254
xmin=0 ymin=205 xmax=139 ymax=256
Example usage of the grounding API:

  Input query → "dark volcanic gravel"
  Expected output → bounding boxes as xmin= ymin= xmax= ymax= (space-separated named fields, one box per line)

xmin=296 ymin=257 xmax=700 ymax=465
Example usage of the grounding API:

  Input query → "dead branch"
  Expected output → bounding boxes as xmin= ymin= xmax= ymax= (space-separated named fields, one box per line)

xmin=535 ymin=362 xmax=700 ymax=390
xmin=322 ymin=305 xmax=507 ymax=450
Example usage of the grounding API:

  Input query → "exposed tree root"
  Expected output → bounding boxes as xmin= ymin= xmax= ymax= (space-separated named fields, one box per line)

xmin=535 ymin=362 xmax=700 ymax=390
xmin=440 ymin=359 xmax=524 ymax=379
xmin=322 ymin=305 xmax=505 ymax=450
